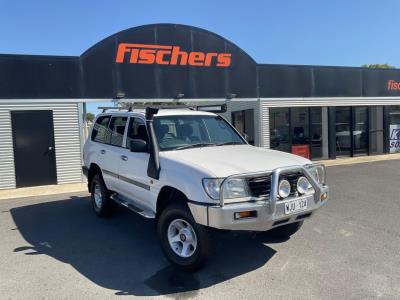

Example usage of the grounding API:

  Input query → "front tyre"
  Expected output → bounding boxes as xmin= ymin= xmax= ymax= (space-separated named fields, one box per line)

xmin=157 ymin=203 xmax=211 ymax=272
xmin=90 ymin=174 xmax=115 ymax=217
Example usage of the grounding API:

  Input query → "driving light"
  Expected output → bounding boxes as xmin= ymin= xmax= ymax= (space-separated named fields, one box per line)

xmin=278 ymin=179 xmax=291 ymax=198
xmin=297 ymin=176 xmax=310 ymax=195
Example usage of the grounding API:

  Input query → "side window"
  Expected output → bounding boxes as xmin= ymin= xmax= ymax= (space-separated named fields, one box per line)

xmin=106 ymin=117 xmax=128 ymax=147
xmin=91 ymin=115 xmax=111 ymax=143
xmin=126 ymin=118 xmax=149 ymax=147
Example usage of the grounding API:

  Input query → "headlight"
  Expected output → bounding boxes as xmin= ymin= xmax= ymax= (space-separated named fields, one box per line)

xmin=202 ymin=178 xmax=222 ymax=200
xmin=278 ymin=179 xmax=291 ymax=198
xmin=222 ymin=178 xmax=249 ymax=199
xmin=306 ymin=164 xmax=326 ymax=184
xmin=297 ymin=176 xmax=310 ymax=194
xmin=202 ymin=178 xmax=250 ymax=200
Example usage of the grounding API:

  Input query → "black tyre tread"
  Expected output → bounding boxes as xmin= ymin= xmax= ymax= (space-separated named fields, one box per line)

xmin=91 ymin=174 xmax=115 ymax=218
xmin=157 ymin=203 xmax=211 ymax=272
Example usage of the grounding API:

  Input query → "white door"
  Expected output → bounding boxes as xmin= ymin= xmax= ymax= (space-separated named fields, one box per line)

xmin=99 ymin=116 xmax=128 ymax=191
xmin=117 ymin=117 xmax=154 ymax=211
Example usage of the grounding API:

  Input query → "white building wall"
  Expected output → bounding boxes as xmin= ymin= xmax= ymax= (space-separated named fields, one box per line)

xmin=0 ymin=102 xmax=83 ymax=190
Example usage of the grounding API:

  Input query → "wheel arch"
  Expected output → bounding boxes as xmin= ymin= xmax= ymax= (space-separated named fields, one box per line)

xmin=156 ymin=186 xmax=189 ymax=219
xmin=88 ymin=163 xmax=102 ymax=193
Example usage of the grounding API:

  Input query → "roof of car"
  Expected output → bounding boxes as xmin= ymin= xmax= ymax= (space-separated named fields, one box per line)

xmin=96 ymin=108 xmax=218 ymax=119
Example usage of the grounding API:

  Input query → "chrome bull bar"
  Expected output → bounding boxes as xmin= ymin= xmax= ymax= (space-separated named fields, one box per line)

xmin=219 ymin=164 xmax=326 ymax=214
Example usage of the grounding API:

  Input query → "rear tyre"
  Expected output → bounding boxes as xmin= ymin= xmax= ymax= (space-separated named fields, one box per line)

xmin=157 ymin=203 xmax=211 ymax=272
xmin=90 ymin=174 xmax=115 ymax=217
xmin=268 ymin=221 xmax=304 ymax=238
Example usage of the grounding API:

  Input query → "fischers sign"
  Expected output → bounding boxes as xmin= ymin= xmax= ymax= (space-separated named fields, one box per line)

xmin=115 ymin=43 xmax=232 ymax=67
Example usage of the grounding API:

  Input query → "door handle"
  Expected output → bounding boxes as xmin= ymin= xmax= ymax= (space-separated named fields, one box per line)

xmin=100 ymin=149 xmax=106 ymax=154
xmin=121 ymin=155 xmax=128 ymax=161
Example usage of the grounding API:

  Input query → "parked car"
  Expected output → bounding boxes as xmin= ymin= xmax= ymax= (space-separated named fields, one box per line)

xmin=82 ymin=106 xmax=329 ymax=271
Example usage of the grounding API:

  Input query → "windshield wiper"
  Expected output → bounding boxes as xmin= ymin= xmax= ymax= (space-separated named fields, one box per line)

xmin=175 ymin=143 xmax=216 ymax=150
xmin=216 ymin=141 xmax=243 ymax=146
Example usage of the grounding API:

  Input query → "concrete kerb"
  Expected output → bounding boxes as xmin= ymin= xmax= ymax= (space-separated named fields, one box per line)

xmin=0 ymin=182 xmax=88 ymax=200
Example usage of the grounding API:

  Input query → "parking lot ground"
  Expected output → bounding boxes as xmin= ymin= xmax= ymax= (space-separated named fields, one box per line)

xmin=0 ymin=160 xmax=399 ymax=299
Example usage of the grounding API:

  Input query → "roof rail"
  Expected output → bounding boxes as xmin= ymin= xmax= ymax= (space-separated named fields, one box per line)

xmin=98 ymin=103 xmax=227 ymax=114
xmin=98 ymin=106 xmax=132 ymax=113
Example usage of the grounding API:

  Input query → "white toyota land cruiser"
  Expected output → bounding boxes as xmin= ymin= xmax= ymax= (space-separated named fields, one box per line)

xmin=82 ymin=105 xmax=329 ymax=271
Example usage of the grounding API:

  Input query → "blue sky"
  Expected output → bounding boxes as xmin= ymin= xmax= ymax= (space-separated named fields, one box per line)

xmin=1 ymin=0 xmax=399 ymax=114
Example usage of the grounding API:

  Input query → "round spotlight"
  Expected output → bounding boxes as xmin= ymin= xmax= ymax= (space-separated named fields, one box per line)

xmin=297 ymin=176 xmax=310 ymax=195
xmin=278 ymin=179 xmax=291 ymax=198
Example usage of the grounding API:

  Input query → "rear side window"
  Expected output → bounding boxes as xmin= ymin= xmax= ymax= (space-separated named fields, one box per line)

xmin=106 ymin=117 xmax=128 ymax=147
xmin=91 ymin=116 xmax=111 ymax=143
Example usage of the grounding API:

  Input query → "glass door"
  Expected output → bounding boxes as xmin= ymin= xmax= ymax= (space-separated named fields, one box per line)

xmin=369 ymin=106 xmax=384 ymax=155
xmin=353 ymin=107 xmax=369 ymax=156
xmin=269 ymin=108 xmax=290 ymax=152
xmin=310 ymin=107 xmax=329 ymax=160
xmin=336 ymin=107 xmax=351 ymax=156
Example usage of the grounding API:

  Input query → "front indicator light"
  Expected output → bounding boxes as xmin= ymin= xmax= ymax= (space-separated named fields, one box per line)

xmin=234 ymin=211 xmax=257 ymax=220
xmin=320 ymin=192 xmax=328 ymax=201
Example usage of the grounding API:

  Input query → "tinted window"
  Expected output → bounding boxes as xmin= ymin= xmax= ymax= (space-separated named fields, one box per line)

xmin=269 ymin=108 xmax=290 ymax=152
xmin=126 ymin=118 xmax=149 ymax=147
xmin=106 ymin=117 xmax=127 ymax=147
xmin=91 ymin=115 xmax=111 ymax=143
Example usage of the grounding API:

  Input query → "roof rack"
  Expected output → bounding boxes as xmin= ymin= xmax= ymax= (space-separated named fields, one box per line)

xmin=98 ymin=103 xmax=227 ymax=114
xmin=98 ymin=106 xmax=131 ymax=113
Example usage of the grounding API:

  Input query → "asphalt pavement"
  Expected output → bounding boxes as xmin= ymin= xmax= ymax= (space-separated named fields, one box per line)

xmin=0 ymin=160 xmax=399 ymax=299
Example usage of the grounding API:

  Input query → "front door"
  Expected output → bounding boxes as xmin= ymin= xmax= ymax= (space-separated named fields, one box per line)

xmin=11 ymin=110 xmax=57 ymax=187
xmin=117 ymin=117 xmax=153 ymax=211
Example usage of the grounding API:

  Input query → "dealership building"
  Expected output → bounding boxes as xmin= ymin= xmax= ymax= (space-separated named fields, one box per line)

xmin=0 ymin=23 xmax=400 ymax=190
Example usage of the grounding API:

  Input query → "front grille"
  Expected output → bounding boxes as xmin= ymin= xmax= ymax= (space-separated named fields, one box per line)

xmin=247 ymin=175 xmax=272 ymax=199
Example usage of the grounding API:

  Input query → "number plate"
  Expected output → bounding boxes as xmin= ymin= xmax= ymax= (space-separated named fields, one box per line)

xmin=284 ymin=198 xmax=308 ymax=215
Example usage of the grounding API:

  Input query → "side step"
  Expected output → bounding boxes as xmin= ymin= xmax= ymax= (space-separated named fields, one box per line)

xmin=110 ymin=194 xmax=155 ymax=219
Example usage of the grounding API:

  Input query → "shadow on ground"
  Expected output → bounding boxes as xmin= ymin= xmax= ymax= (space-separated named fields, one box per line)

xmin=10 ymin=196 xmax=282 ymax=297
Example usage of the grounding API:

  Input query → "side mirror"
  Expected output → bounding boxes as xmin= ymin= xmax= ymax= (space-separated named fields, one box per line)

xmin=129 ymin=139 xmax=148 ymax=153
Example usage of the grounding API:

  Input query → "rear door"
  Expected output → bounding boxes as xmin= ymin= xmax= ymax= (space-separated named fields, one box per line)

xmin=90 ymin=115 xmax=127 ymax=191
xmin=101 ymin=116 xmax=128 ymax=191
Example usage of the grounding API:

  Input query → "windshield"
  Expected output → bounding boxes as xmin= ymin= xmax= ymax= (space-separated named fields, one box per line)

xmin=153 ymin=115 xmax=246 ymax=151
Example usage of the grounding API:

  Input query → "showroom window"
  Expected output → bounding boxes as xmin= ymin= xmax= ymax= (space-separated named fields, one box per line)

xmin=231 ymin=109 xmax=255 ymax=145
xmin=269 ymin=108 xmax=290 ymax=153
xmin=270 ymin=107 xmax=328 ymax=160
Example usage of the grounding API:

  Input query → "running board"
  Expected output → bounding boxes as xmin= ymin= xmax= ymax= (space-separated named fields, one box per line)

xmin=110 ymin=194 xmax=155 ymax=219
